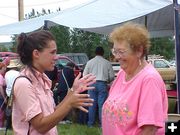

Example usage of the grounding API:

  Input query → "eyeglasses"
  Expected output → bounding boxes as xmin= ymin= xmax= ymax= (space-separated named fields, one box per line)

xmin=111 ymin=48 xmax=128 ymax=57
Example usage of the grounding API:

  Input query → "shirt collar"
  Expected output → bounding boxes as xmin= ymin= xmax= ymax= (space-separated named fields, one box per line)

xmin=22 ymin=67 xmax=52 ymax=90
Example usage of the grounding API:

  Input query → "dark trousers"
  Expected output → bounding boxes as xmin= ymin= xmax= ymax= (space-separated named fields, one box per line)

xmin=87 ymin=81 xmax=108 ymax=126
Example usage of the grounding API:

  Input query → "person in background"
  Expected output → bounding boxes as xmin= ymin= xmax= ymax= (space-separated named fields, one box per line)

xmin=102 ymin=22 xmax=168 ymax=135
xmin=45 ymin=65 xmax=58 ymax=105
xmin=5 ymin=59 xmax=21 ymax=97
xmin=57 ymin=62 xmax=75 ymax=103
xmin=12 ymin=30 xmax=96 ymax=135
xmin=4 ymin=59 xmax=21 ymax=130
xmin=0 ymin=62 xmax=7 ymax=129
xmin=2 ymin=57 xmax=10 ymax=67
xmin=45 ymin=65 xmax=58 ymax=90
xmin=83 ymin=46 xmax=115 ymax=127
xmin=57 ymin=62 xmax=76 ymax=123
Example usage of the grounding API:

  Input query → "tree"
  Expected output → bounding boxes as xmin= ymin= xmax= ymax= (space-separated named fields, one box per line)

xmin=0 ymin=45 xmax=8 ymax=52
xmin=70 ymin=28 xmax=110 ymax=59
xmin=150 ymin=37 xmax=175 ymax=60
xmin=49 ymin=25 xmax=71 ymax=54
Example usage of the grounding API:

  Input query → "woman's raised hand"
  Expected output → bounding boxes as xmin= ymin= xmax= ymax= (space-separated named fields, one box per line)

xmin=72 ymin=72 xmax=96 ymax=93
xmin=65 ymin=72 xmax=96 ymax=112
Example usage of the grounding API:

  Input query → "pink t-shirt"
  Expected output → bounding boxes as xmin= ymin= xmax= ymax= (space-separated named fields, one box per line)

xmin=12 ymin=67 xmax=58 ymax=135
xmin=102 ymin=64 xmax=168 ymax=135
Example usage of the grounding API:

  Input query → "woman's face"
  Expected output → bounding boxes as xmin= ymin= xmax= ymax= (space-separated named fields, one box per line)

xmin=33 ymin=40 xmax=57 ymax=73
xmin=113 ymin=40 xmax=140 ymax=73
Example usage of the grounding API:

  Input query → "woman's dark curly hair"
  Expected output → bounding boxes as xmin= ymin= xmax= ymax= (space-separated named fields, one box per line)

xmin=17 ymin=30 xmax=55 ymax=66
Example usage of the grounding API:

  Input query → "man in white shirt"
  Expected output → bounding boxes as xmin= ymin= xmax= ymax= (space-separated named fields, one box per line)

xmin=83 ymin=46 xmax=115 ymax=127
xmin=5 ymin=59 xmax=21 ymax=97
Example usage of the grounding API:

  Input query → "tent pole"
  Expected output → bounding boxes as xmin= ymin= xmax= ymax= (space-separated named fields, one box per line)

xmin=43 ymin=20 xmax=48 ymax=30
xmin=145 ymin=16 xmax=148 ymax=60
xmin=173 ymin=0 xmax=180 ymax=114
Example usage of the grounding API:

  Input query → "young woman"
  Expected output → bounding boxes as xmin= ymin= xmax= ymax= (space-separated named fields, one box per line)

xmin=12 ymin=30 xmax=96 ymax=135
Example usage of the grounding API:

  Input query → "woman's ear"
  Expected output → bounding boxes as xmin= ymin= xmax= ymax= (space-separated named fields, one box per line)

xmin=137 ymin=46 xmax=143 ymax=58
xmin=32 ymin=49 xmax=40 ymax=59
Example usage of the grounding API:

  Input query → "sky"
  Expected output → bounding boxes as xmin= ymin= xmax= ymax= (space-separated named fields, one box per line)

xmin=0 ymin=0 xmax=91 ymax=42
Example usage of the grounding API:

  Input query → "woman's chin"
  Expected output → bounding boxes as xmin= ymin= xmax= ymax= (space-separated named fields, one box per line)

xmin=120 ymin=66 xmax=126 ymax=71
xmin=46 ymin=67 xmax=54 ymax=71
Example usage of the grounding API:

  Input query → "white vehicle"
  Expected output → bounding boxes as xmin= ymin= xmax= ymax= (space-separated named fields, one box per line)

xmin=169 ymin=60 xmax=176 ymax=67
xmin=111 ymin=62 xmax=120 ymax=76
xmin=148 ymin=58 xmax=176 ymax=81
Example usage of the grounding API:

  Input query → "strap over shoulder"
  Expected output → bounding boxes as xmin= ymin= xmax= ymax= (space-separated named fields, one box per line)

xmin=7 ymin=76 xmax=32 ymax=107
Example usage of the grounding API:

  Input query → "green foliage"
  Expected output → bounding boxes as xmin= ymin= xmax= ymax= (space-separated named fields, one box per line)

xmin=49 ymin=25 xmax=71 ymax=54
xmin=10 ymin=35 xmax=18 ymax=52
xmin=70 ymin=28 xmax=110 ymax=59
xmin=150 ymin=37 xmax=175 ymax=60
xmin=0 ymin=45 xmax=8 ymax=51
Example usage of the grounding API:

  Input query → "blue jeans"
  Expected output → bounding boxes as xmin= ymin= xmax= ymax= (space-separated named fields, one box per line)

xmin=87 ymin=81 xmax=108 ymax=127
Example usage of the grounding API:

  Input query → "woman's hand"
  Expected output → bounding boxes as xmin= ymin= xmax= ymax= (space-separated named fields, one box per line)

xmin=65 ymin=91 xmax=94 ymax=112
xmin=72 ymin=72 xmax=96 ymax=93
xmin=63 ymin=72 xmax=96 ymax=112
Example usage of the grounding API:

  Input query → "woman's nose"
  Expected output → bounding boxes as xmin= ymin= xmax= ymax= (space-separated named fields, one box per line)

xmin=54 ymin=55 xmax=58 ymax=60
xmin=114 ymin=54 xmax=121 ymax=59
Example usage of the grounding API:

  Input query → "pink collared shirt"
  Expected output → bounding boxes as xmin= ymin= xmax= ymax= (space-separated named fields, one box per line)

xmin=102 ymin=64 xmax=168 ymax=135
xmin=12 ymin=67 xmax=58 ymax=135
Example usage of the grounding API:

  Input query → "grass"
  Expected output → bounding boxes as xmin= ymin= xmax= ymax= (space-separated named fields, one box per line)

xmin=58 ymin=123 xmax=102 ymax=135
xmin=0 ymin=123 xmax=102 ymax=135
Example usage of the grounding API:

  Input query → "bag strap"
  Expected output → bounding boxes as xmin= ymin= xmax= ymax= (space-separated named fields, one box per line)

xmin=7 ymin=75 xmax=32 ymax=108
xmin=62 ymin=69 xmax=70 ymax=89
xmin=0 ymin=96 xmax=8 ymax=109
xmin=6 ymin=75 xmax=32 ymax=135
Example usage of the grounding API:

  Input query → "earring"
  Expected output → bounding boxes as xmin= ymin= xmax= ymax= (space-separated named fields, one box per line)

xmin=139 ymin=59 xmax=142 ymax=66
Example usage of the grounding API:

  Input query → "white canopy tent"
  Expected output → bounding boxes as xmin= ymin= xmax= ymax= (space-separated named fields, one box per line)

xmin=0 ymin=0 xmax=177 ymax=38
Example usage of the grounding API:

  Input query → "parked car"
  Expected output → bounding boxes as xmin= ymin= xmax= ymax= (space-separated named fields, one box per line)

xmin=55 ymin=55 xmax=81 ymax=77
xmin=169 ymin=60 xmax=176 ymax=67
xmin=0 ymin=52 xmax=18 ymax=57
xmin=59 ymin=53 xmax=89 ymax=69
xmin=0 ymin=52 xmax=19 ymax=65
xmin=148 ymin=58 xmax=176 ymax=81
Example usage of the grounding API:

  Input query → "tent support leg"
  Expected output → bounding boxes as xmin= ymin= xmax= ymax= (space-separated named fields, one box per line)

xmin=173 ymin=0 xmax=180 ymax=114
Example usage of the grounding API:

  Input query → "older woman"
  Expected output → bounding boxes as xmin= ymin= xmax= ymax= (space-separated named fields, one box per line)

xmin=102 ymin=22 xmax=168 ymax=135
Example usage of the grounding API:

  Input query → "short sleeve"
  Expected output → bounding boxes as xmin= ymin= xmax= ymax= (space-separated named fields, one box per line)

xmin=83 ymin=62 xmax=90 ymax=76
xmin=14 ymin=77 xmax=42 ymax=121
xmin=137 ymin=76 xmax=166 ymax=128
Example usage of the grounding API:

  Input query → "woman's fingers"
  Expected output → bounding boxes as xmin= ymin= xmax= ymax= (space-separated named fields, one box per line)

xmin=81 ymin=74 xmax=96 ymax=83
xmin=70 ymin=93 xmax=94 ymax=110
xmin=77 ymin=102 xmax=93 ymax=107
xmin=72 ymin=73 xmax=96 ymax=93
xmin=77 ymin=106 xmax=89 ymax=113
xmin=74 ymin=72 xmax=82 ymax=81
xmin=76 ymin=97 xmax=94 ymax=103
xmin=86 ymin=80 xmax=96 ymax=87
xmin=79 ymin=86 xmax=95 ymax=93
